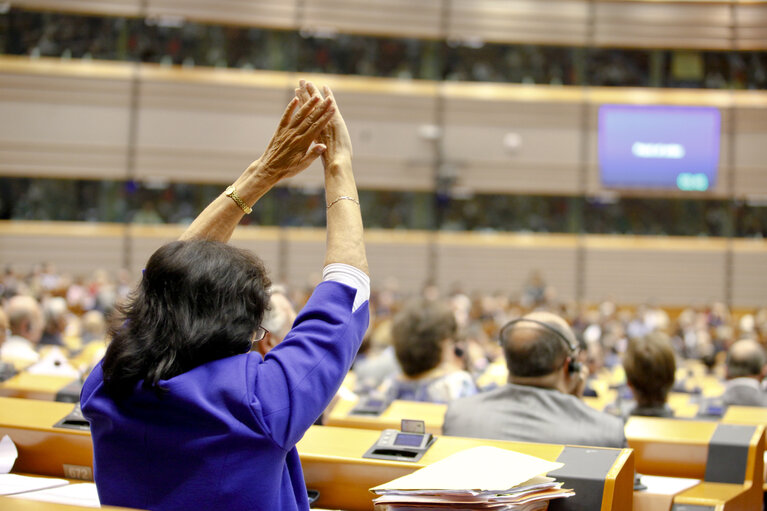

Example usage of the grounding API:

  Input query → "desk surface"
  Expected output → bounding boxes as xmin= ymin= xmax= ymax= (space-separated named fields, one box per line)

xmin=0 ymin=397 xmax=633 ymax=511
xmin=324 ymin=397 xmax=447 ymax=434
xmin=0 ymin=497 xmax=137 ymax=511
xmin=722 ymin=406 xmax=767 ymax=426
xmin=0 ymin=374 xmax=76 ymax=401
xmin=298 ymin=425 xmax=633 ymax=511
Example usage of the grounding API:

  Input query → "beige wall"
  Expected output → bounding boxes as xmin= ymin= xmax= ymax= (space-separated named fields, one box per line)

xmin=10 ymin=0 xmax=763 ymax=48
xmin=3 ymin=58 xmax=767 ymax=198
xmin=2 ymin=222 xmax=765 ymax=307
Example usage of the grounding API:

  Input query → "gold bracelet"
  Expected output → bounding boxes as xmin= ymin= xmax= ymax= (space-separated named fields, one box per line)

xmin=224 ymin=185 xmax=252 ymax=214
xmin=326 ymin=195 xmax=360 ymax=210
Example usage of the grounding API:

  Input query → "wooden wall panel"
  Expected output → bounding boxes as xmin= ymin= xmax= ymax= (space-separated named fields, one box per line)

xmin=284 ymin=232 xmax=327 ymax=290
xmin=734 ymin=4 xmax=767 ymax=50
xmin=9 ymin=0 xmax=767 ymax=51
xmin=326 ymin=89 xmax=437 ymax=191
xmin=435 ymin=234 xmax=578 ymax=298
xmin=0 ymin=63 xmax=131 ymax=180
xmin=9 ymin=0 xmax=141 ymax=16
xmin=0 ymin=223 xmax=125 ymax=275
xmin=443 ymin=94 xmax=583 ymax=194
xmin=583 ymin=239 xmax=728 ymax=306
xmin=733 ymin=106 xmax=767 ymax=197
xmin=146 ymin=0 xmax=298 ymax=29
xmin=448 ymin=0 xmax=590 ymax=46
xmin=2 ymin=223 xmax=766 ymax=308
xmin=134 ymin=72 xmax=293 ymax=184
xmin=364 ymin=231 xmax=432 ymax=293
xmin=731 ymin=243 xmax=767 ymax=308
xmin=302 ymin=0 xmax=443 ymax=39
xmin=593 ymin=2 xmax=733 ymax=49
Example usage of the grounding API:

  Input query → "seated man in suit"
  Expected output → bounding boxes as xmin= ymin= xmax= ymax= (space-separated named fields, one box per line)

xmin=722 ymin=338 xmax=767 ymax=407
xmin=443 ymin=311 xmax=625 ymax=448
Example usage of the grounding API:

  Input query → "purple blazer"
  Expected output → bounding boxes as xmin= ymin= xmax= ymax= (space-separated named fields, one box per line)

xmin=82 ymin=281 xmax=369 ymax=511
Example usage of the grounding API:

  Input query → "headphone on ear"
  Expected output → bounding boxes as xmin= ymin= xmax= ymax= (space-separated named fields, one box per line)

xmin=498 ymin=317 xmax=582 ymax=374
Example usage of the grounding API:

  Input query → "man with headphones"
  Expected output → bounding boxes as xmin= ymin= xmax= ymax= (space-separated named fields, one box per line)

xmin=443 ymin=311 xmax=625 ymax=448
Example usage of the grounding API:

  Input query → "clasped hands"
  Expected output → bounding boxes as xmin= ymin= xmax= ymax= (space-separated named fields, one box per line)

xmin=250 ymin=81 xmax=351 ymax=187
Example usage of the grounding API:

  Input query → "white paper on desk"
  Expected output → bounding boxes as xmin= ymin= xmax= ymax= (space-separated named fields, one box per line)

xmin=371 ymin=446 xmax=564 ymax=492
xmin=0 ymin=435 xmax=18 ymax=474
xmin=0 ymin=474 xmax=69 ymax=496
xmin=11 ymin=482 xmax=100 ymax=507
xmin=639 ymin=475 xmax=700 ymax=495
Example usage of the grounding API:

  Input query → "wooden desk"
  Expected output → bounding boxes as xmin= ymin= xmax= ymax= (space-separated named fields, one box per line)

xmin=0 ymin=398 xmax=93 ymax=480
xmin=0 ymin=374 xmax=78 ymax=402
xmin=722 ymin=406 xmax=767 ymax=427
xmin=0 ymin=397 xmax=634 ymax=511
xmin=0 ymin=497 xmax=137 ymax=511
xmin=324 ymin=396 xmax=447 ymax=434
xmin=626 ymin=416 xmax=765 ymax=511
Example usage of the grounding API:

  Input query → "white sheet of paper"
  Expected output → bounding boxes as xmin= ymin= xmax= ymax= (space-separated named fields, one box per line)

xmin=371 ymin=446 xmax=564 ymax=492
xmin=10 ymin=482 xmax=101 ymax=507
xmin=639 ymin=475 xmax=700 ymax=495
xmin=0 ymin=474 xmax=69 ymax=496
xmin=0 ymin=436 xmax=18 ymax=474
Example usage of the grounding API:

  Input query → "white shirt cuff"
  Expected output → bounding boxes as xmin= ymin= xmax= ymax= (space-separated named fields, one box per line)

xmin=322 ymin=263 xmax=370 ymax=312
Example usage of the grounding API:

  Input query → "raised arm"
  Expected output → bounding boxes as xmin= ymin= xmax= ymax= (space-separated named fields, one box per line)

xmin=298 ymin=81 xmax=369 ymax=275
xmin=179 ymin=94 xmax=335 ymax=242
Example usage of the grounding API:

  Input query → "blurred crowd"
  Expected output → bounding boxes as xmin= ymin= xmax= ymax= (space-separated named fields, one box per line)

xmin=2 ymin=8 xmax=766 ymax=89
xmin=3 ymin=263 xmax=765 ymax=415
xmin=3 ymin=177 xmax=767 ymax=238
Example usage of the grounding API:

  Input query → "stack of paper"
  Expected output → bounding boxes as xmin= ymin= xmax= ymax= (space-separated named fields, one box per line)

xmin=370 ymin=446 xmax=574 ymax=510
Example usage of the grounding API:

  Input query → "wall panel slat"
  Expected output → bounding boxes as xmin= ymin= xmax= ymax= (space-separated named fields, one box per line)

xmin=583 ymin=244 xmax=727 ymax=306
xmin=146 ymin=0 xmax=298 ymax=29
xmin=302 ymin=0 xmax=443 ymax=39
xmin=0 ymin=69 xmax=131 ymax=179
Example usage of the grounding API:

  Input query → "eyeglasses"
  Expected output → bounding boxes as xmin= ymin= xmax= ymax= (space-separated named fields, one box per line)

xmin=252 ymin=326 xmax=269 ymax=343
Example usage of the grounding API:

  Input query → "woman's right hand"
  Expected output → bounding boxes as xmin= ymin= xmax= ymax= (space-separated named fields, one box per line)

xmin=255 ymin=93 xmax=336 ymax=185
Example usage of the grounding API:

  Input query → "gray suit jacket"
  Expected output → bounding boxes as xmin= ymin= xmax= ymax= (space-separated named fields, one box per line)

xmin=443 ymin=383 xmax=626 ymax=448
xmin=723 ymin=378 xmax=767 ymax=407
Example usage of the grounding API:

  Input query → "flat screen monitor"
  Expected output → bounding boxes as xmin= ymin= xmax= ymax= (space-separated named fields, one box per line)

xmin=598 ymin=105 xmax=721 ymax=191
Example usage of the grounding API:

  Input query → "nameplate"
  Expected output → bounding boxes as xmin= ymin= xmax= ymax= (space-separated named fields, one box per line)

xmin=63 ymin=464 xmax=93 ymax=481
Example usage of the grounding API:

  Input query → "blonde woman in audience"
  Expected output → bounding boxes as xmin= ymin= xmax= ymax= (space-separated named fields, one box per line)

xmin=1 ymin=295 xmax=43 ymax=366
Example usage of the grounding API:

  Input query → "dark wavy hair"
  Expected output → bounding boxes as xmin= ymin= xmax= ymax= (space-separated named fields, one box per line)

xmin=102 ymin=240 xmax=271 ymax=399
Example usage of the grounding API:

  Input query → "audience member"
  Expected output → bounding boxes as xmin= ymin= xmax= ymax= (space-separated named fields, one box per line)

xmin=443 ymin=311 xmax=625 ymax=447
xmin=2 ymin=295 xmax=44 ymax=365
xmin=381 ymin=298 xmax=477 ymax=403
xmin=352 ymin=319 xmax=400 ymax=394
xmin=39 ymin=296 xmax=69 ymax=347
xmin=722 ymin=339 xmax=767 ymax=407
xmin=252 ymin=289 xmax=297 ymax=357
xmin=80 ymin=309 xmax=108 ymax=345
xmin=622 ymin=332 xmax=676 ymax=417
xmin=81 ymin=81 xmax=369 ymax=511
xmin=0 ymin=309 xmax=17 ymax=381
